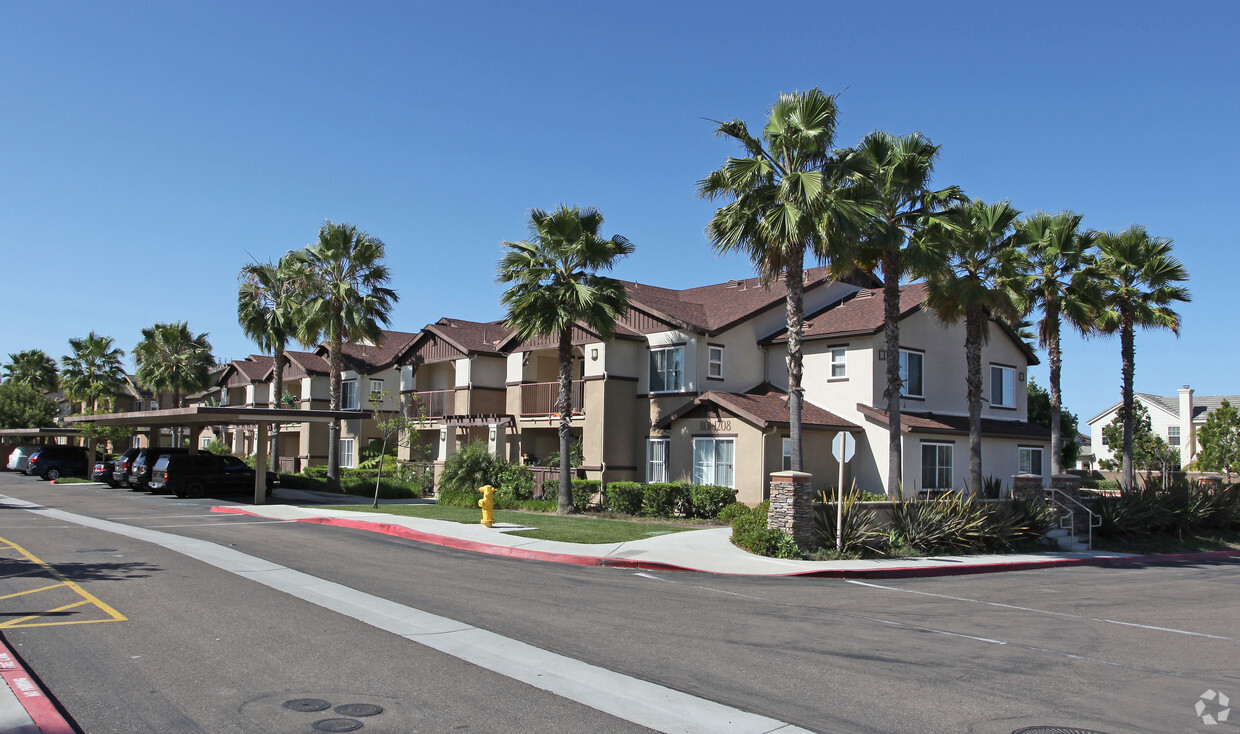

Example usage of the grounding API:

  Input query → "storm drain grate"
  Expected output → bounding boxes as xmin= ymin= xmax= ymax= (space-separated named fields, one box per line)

xmin=283 ymin=698 xmax=332 ymax=712
xmin=1013 ymin=728 xmax=1115 ymax=734
xmin=312 ymin=719 xmax=364 ymax=732
xmin=335 ymin=704 xmax=383 ymax=717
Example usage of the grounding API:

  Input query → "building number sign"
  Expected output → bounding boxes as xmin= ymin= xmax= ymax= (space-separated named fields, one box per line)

xmin=699 ymin=419 xmax=732 ymax=432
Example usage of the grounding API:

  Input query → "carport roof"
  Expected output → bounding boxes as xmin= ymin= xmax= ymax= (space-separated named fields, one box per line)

xmin=0 ymin=427 xmax=83 ymax=438
xmin=63 ymin=406 xmax=361 ymax=427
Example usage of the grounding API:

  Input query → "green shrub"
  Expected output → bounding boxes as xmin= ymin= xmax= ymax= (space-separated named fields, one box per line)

xmin=819 ymin=487 xmax=887 ymax=503
xmin=496 ymin=463 xmax=535 ymax=501
xmin=729 ymin=501 xmax=801 ymax=558
xmin=277 ymin=472 xmax=325 ymax=490
xmin=812 ymin=490 xmax=883 ymax=553
xmin=603 ymin=482 xmax=645 ymax=515
xmin=716 ymin=502 xmax=753 ymax=524
xmin=643 ymin=482 xmax=691 ymax=517
xmin=572 ymin=479 xmax=600 ymax=510
xmin=979 ymin=497 xmax=1054 ymax=551
xmin=890 ymin=494 xmax=991 ymax=554
xmin=1096 ymin=480 xmax=1121 ymax=493
xmin=440 ymin=441 xmax=504 ymax=492
xmin=688 ymin=484 xmax=737 ymax=519
xmin=303 ymin=465 xmax=330 ymax=479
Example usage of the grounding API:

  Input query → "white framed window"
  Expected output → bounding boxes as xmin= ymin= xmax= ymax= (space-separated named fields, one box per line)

xmin=339 ymin=437 xmax=356 ymax=468
xmin=1019 ymin=446 xmax=1044 ymax=476
xmin=649 ymin=346 xmax=685 ymax=393
xmin=1168 ymin=426 xmax=1181 ymax=445
xmin=991 ymin=365 xmax=1016 ymax=408
xmin=830 ymin=347 xmax=847 ymax=378
xmin=921 ymin=442 xmax=953 ymax=489
xmin=369 ymin=379 xmax=385 ymax=405
xmin=200 ymin=437 xmax=211 ymax=450
xmin=149 ymin=400 xmax=159 ymax=411
xmin=647 ymin=438 xmax=669 ymax=483
xmin=899 ymin=350 xmax=924 ymax=398
xmin=341 ymin=379 xmax=358 ymax=410
xmin=707 ymin=346 xmax=724 ymax=380
xmin=782 ymin=437 xmax=792 ymax=471
xmin=693 ymin=437 xmax=735 ymax=488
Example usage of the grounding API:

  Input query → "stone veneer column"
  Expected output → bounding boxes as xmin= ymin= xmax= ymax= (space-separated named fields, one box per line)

xmin=1011 ymin=474 xmax=1043 ymax=502
xmin=768 ymin=471 xmax=815 ymax=548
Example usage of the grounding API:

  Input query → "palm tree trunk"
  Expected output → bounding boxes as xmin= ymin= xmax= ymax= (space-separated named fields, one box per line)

xmin=327 ymin=328 xmax=343 ymax=492
xmin=271 ymin=345 xmax=284 ymax=473
xmin=556 ymin=328 xmax=574 ymax=515
xmin=882 ymin=256 xmax=903 ymax=497
xmin=1121 ymin=310 xmax=1135 ymax=490
xmin=965 ymin=309 xmax=983 ymax=495
xmin=786 ymin=251 xmax=805 ymax=474
xmin=1046 ymin=300 xmax=1063 ymax=475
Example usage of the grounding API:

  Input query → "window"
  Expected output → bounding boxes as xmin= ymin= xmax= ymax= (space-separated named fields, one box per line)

xmin=707 ymin=346 xmax=724 ymax=380
xmin=1019 ymin=447 xmax=1044 ymax=476
xmin=341 ymin=379 xmax=358 ymax=410
xmin=149 ymin=400 xmax=159 ymax=411
xmin=921 ymin=442 xmax=953 ymax=489
xmin=1168 ymin=426 xmax=1181 ymax=445
xmin=782 ymin=437 xmax=792 ymax=471
xmin=899 ymin=350 xmax=924 ymax=398
xmin=649 ymin=346 xmax=684 ymax=393
xmin=339 ymin=437 xmax=356 ymax=468
xmin=830 ymin=347 xmax=847 ymax=378
xmin=369 ymin=379 xmax=385 ymax=404
xmin=647 ymin=438 xmax=669 ymax=483
xmin=693 ymin=437 xmax=735 ymax=488
xmin=200 ymin=437 xmax=211 ymax=450
xmin=1101 ymin=432 xmax=1109 ymax=447
xmin=991 ymin=365 xmax=1016 ymax=408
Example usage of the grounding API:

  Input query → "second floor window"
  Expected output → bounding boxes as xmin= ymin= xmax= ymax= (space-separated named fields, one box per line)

xmin=991 ymin=365 xmax=1016 ymax=408
xmin=782 ymin=437 xmax=792 ymax=471
xmin=899 ymin=350 xmax=924 ymax=398
xmin=341 ymin=379 xmax=358 ymax=410
xmin=369 ymin=379 xmax=384 ymax=404
xmin=830 ymin=347 xmax=847 ymax=378
xmin=708 ymin=346 xmax=724 ymax=380
xmin=650 ymin=346 xmax=684 ymax=393
xmin=1168 ymin=426 xmax=1181 ymax=445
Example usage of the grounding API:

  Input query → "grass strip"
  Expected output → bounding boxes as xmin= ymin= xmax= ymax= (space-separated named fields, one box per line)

xmin=320 ymin=503 xmax=694 ymax=544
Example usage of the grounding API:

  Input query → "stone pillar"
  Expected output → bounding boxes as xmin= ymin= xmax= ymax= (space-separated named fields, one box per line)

xmin=768 ymin=471 xmax=814 ymax=548
xmin=1011 ymin=474 xmax=1043 ymax=502
xmin=1049 ymin=473 xmax=1081 ymax=495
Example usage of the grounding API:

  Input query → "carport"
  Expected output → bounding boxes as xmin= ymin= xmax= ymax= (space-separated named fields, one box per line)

xmin=64 ymin=406 xmax=359 ymax=504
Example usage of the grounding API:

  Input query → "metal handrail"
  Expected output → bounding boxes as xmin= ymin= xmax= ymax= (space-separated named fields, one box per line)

xmin=1047 ymin=487 xmax=1100 ymax=551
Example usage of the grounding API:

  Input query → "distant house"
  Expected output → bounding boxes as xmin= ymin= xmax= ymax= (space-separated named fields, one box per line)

xmin=1085 ymin=386 xmax=1240 ymax=469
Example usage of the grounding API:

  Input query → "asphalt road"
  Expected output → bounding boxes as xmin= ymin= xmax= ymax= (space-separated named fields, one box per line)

xmin=0 ymin=472 xmax=1235 ymax=734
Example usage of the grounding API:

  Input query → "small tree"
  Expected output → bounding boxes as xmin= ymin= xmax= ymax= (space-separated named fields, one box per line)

xmin=0 ymin=382 xmax=59 ymax=429
xmin=367 ymin=391 xmax=432 ymax=507
xmin=1099 ymin=402 xmax=1176 ymax=485
xmin=1198 ymin=399 xmax=1240 ymax=481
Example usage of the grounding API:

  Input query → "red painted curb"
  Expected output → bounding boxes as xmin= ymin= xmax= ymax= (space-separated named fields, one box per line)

xmin=210 ymin=506 xmax=1240 ymax=579
xmin=0 ymin=641 xmax=76 ymax=733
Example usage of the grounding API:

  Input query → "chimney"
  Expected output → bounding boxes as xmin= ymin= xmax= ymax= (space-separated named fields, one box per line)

xmin=1178 ymin=385 xmax=1194 ymax=469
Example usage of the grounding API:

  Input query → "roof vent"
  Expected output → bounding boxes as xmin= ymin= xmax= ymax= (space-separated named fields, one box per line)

xmin=725 ymin=279 xmax=740 ymax=289
xmin=856 ymin=289 xmax=874 ymax=299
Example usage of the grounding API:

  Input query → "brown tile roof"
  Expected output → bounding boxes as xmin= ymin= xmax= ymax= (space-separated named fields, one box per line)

xmin=769 ymin=283 xmax=928 ymax=343
xmin=655 ymin=383 xmax=859 ymax=431
xmin=235 ymin=355 xmax=273 ymax=381
xmin=623 ymin=266 xmax=839 ymax=335
xmin=856 ymin=404 xmax=1051 ymax=440
xmin=425 ymin=319 xmax=512 ymax=355
xmin=322 ymin=330 xmax=419 ymax=374
xmin=284 ymin=350 xmax=330 ymax=376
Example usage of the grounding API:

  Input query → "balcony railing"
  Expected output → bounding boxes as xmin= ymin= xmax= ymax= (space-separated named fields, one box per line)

xmin=410 ymin=389 xmax=455 ymax=418
xmin=520 ymin=381 xmax=584 ymax=417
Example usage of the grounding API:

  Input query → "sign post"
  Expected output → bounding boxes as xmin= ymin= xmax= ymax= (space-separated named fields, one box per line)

xmin=831 ymin=432 xmax=856 ymax=553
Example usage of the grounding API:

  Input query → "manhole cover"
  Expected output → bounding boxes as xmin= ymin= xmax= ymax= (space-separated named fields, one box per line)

xmin=283 ymin=698 xmax=332 ymax=712
xmin=335 ymin=703 xmax=383 ymax=717
xmin=1012 ymin=728 xmax=1114 ymax=734
xmin=312 ymin=719 xmax=363 ymax=732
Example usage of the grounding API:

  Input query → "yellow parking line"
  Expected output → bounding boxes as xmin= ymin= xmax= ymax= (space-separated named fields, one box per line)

xmin=0 ymin=536 xmax=126 ymax=628
xmin=0 ymin=582 xmax=65 ymax=601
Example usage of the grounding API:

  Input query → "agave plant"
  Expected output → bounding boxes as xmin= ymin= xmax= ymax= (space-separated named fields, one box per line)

xmin=890 ymin=493 xmax=992 ymax=554
xmin=812 ymin=486 xmax=883 ymax=554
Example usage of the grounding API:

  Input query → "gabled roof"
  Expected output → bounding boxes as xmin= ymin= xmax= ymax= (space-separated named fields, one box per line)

xmin=314 ymin=330 xmax=419 ymax=374
xmin=397 ymin=318 xmax=513 ymax=365
xmin=655 ymin=384 xmax=859 ymax=431
xmin=283 ymin=351 xmax=330 ymax=377
xmin=1087 ymin=391 xmax=1240 ymax=425
xmin=857 ymin=404 xmax=1051 ymax=440
xmin=216 ymin=355 xmax=275 ymax=388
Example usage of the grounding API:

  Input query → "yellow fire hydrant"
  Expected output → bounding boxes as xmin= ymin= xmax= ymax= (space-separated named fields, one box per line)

xmin=478 ymin=485 xmax=496 ymax=528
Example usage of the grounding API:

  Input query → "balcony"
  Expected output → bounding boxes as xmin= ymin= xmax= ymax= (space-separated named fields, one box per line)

xmin=409 ymin=389 xmax=455 ymax=419
xmin=520 ymin=381 xmax=584 ymax=417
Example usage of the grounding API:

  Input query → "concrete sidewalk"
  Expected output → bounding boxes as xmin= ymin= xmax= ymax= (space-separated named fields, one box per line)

xmin=211 ymin=495 xmax=1228 ymax=578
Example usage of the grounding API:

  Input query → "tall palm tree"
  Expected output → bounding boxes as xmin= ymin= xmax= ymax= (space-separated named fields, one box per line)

xmin=60 ymin=332 xmax=127 ymax=413
xmin=698 ymin=88 xmax=862 ymax=472
xmin=294 ymin=220 xmax=398 ymax=490
xmin=1010 ymin=211 xmax=1098 ymax=475
xmin=925 ymin=199 xmax=1022 ymax=494
xmin=845 ymin=131 xmax=964 ymax=495
xmin=4 ymin=349 xmax=59 ymax=392
xmin=239 ymin=255 xmax=302 ymax=471
xmin=1094 ymin=225 xmax=1190 ymax=489
xmin=497 ymin=206 xmax=633 ymax=515
xmin=133 ymin=322 xmax=215 ymax=411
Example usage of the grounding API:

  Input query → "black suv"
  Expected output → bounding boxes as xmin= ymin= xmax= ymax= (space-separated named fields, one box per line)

xmin=25 ymin=445 xmax=89 ymax=480
xmin=149 ymin=454 xmax=277 ymax=498
xmin=111 ymin=448 xmax=143 ymax=488
xmin=128 ymin=447 xmax=189 ymax=492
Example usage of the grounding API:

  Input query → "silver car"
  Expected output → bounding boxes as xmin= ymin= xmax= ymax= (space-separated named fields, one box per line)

xmin=6 ymin=445 xmax=43 ymax=472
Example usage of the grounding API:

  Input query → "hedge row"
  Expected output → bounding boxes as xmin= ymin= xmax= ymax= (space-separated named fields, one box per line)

xmin=599 ymin=481 xmax=736 ymax=519
xmin=277 ymin=471 xmax=425 ymax=500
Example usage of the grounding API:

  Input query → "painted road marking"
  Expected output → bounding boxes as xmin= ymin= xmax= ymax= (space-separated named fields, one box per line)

xmin=0 ymin=536 xmax=126 ymax=629
xmin=1 ymin=494 xmax=812 ymax=734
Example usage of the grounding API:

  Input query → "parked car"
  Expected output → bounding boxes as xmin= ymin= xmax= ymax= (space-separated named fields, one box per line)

xmin=128 ymin=447 xmax=189 ymax=491
xmin=7 ymin=445 xmax=44 ymax=473
xmin=111 ymin=448 xmax=143 ymax=488
xmin=24 ymin=445 xmax=89 ymax=480
xmin=92 ymin=458 xmax=119 ymax=487
xmin=149 ymin=453 xmax=277 ymax=498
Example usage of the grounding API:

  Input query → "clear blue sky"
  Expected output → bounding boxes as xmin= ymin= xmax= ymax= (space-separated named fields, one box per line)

xmin=2 ymin=1 xmax=1236 ymax=423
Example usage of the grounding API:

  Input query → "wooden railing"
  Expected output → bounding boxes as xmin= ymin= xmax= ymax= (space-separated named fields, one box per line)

xmin=520 ymin=381 xmax=584 ymax=417
xmin=410 ymin=389 xmax=455 ymax=418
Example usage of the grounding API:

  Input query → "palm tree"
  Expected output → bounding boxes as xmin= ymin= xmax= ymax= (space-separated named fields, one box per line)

xmin=845 ymin=131 xmax=964 ymax=495
xmin=294 ymin=221 xmax=398 ymax=490
xmin=1094 ymin=225 xmax=1190 ymax=489
xmin=133 ymin=322 xmax=215 ymax=411
xmin=925 ymin=199 xmax=1022 ymax=494
xmin=239 ymin=255 xmax=302 ymax=471
xmin=497 ymin=206 xmax=633 ymax=514
xmin=698 ymin=88 xmax=862 ymax=472
xmin=60 ymin=332 xmax=127 ymax=413
xmin=1010 ymin=211 xmax=1098 ymax=475
xmin=4 ymin=349 xmax=59 ymax=392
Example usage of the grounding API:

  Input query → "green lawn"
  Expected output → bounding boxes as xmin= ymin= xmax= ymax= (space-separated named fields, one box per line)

xmin=321 ymin=504 xmax=698 ymax=544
